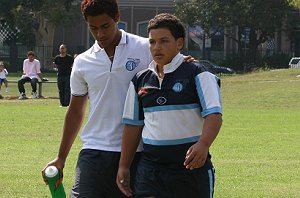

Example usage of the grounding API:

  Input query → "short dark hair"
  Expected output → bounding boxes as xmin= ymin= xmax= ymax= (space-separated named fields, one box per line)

xmin=81 ymin=0 xmax=119 ymax=20
xmin=27 ymin=51 xmax=35 ymax=57
xmin=147 ymin=13 xmax=185 ymax=40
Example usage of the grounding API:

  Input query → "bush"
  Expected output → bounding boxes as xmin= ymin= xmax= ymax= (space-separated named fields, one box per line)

xmin=262 ymin=53 xmax=291 ymax=69
xmin=221 ymin=53 xmax=245 ymax=73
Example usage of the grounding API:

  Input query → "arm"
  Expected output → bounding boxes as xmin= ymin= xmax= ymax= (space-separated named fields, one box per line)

xmin=22 ymin=60 xmax=26 ymax=76
xmin=36 ymin=60 xmax=42 ymax=81
xmin=42 ymin=95 xmax=88 ymax=183
xmin=37 ymin=73 xmax=42 ymax=81
xmin=184 ymin=113 xmax=222 ymax=169
xmin=53 ymin=57 xmax=58 ymax=71
xmin=116 ymin=124 xmax=143 ymax=197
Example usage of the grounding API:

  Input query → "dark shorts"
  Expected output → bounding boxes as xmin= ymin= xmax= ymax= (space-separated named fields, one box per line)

xmin=70 ymin=149 xmax=140 ymax=198
xmin=133 ymin=158 xmax=215 ymax=198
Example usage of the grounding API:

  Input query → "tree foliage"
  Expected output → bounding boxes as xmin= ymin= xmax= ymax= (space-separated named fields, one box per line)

xmin=175 ymin=0 xmax=297 ymax=64
xmin=0 ymin=0 xmax=81 ymax=46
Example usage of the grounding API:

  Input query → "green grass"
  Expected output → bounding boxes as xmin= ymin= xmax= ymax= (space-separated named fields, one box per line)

xmin=213 ymin=69 xmax=300 ymax=197
xmin=0 ymin=69 xmax=300 ymax=197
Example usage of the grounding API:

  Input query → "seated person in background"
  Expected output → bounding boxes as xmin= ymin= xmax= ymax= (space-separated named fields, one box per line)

xmin=18 ymin=51 xmax=42 ymax=99
xmin=0 ymin=61 xmax=9 ymax=94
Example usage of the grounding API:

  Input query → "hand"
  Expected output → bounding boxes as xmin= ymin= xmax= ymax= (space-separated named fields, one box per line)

xmin=116 ymin=167 xmax=132 ymax=197
xmin=183 ymin=55 xmax=197 ymax=63
xmin=184 ymin=141 xmax=209 ymax=170
xmin=41 ymin=157 xmax=65 ymax=185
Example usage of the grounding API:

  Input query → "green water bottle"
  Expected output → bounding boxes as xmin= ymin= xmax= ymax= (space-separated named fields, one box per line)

xmin=44 ymin=166 xmax=66 ymax=198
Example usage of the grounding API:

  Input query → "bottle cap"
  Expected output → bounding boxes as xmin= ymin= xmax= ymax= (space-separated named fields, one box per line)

xmin=45 ymin=166 xmax=59 ymax=178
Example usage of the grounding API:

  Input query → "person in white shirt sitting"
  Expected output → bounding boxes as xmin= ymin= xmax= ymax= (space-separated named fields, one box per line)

xmin=18 ymin=51 xmax=42 ymax=99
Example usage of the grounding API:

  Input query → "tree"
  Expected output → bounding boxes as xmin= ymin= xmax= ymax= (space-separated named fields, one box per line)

xmin=0 ymin=0 xmax=81 ymax=68
xmin=175 ymin=0 xmax=295 ymax=64
xmin=13 ymin=0 xmax=80 ymax=45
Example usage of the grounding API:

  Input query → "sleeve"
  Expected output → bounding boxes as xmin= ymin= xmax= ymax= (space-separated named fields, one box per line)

xmin=195 ymin=71 xmax=222 ymax=117
xmin=22 ymin=60 xmax=26 ymax=74
xmin=36 ymin=60 xmax=41 ymax=74
xmin=122 ymin=80 xmax=144 ymax=126
xmin=53 ymin=56 xmax=57 ymax=64
xmin=70 ymin=58 xmax=88 ymax=96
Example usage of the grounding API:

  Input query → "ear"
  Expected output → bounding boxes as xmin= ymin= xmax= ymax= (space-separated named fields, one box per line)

xmin=176 ymin=37 xmax=184 ymax=50
xmin=114 ymin=12 xmax=120 ymax=22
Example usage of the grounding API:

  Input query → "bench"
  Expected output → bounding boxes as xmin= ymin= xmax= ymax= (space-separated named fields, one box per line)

xmin=8 ymin=80 xmax=57 ymax=98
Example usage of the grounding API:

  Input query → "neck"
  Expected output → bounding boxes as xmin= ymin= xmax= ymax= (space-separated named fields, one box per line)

xmin=105 ymin=30 xmax=122 ymax=57
xmin=156 ymin=65 xmax=164 ymax=79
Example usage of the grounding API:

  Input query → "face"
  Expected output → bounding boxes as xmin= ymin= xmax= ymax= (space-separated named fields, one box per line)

xmin=149 ymin=28 xmax=184 ymax=67
xmin=28 ymin=55 xmax=35 ymax=62
xmin=86 ymin=13 xmax=120 ymax=49
xmin=59 ymin=45 xmax=67 ymax=54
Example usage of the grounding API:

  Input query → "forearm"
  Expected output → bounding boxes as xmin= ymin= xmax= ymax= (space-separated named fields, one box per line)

xmin=57 ymin=96 xmax=88 ymax=161
xmin=119 ymin=125 xmax=143 ymax=169
xmin=199 ymin=113 xmax=222 ymax=147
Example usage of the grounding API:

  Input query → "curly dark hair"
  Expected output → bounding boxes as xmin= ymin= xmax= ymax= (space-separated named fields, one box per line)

xmin=147 ymin=13 xmax=185 ymax=40
xmin=81 ymin=0 xmax=119 ymax=20
xmin=27 ymin=51 xmax=35 ymax=57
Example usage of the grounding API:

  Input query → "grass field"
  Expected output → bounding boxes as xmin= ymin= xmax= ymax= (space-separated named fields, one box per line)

xmin=0 ymin=69 xmax=300 ymax=197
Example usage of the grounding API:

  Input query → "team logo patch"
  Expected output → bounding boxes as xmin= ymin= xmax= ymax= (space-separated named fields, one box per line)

xmin=138 ymin=87 xmax=149 ymax=97
xmin=125 ymin=58 xmax=140 ymax=71
xmin=156 ymin=96 xmax=167 ymax=105
xmin=172 ymin=82 xmax=183 ymax=93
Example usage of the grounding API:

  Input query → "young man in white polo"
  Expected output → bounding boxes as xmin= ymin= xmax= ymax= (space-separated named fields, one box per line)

xmin=42 ymin=0 xmax=151 ymax=197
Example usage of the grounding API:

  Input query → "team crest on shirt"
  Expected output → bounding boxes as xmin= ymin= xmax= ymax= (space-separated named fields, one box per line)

xmin=172 ymin=82 xmax=183 ymax=93
xmin=156 ymin=96 xmax=167 ymax=105
xmin=125 ymin=58 xmax=140 ymax=71
xmin=138 ymin=87 xmax=149 ymax=97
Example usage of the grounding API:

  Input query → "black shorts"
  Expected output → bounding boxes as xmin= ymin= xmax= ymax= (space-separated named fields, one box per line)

xmin=133 ymin=158 xmax=215 ymax=198
xmin=70 ymin=149 xmax=140 ymax=198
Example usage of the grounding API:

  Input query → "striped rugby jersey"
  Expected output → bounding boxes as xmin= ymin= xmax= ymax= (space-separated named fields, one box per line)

xmin=122 ymin=53 xmax=222 ymax=164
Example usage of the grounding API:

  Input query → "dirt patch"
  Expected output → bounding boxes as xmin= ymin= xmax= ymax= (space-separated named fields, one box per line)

xmin=0 ymin=95 xmax=59 ymax=100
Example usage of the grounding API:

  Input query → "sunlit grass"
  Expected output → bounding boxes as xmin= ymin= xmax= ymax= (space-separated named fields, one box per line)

xmin=0 ymin=69 xmax=300 ymax=197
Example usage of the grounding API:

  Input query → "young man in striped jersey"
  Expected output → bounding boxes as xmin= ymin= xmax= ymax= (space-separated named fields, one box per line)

xmin=117 ymin=13 xmax=223 ymax=198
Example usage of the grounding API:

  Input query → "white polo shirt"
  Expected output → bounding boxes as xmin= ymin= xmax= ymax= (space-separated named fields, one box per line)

xmin=71 ymin=29 xmax=152 ymax=151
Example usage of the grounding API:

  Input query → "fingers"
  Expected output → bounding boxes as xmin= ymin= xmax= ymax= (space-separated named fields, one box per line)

xmin=184 ymin=147 xmax=207 ymax=170
xmin=41 ymin=159 xmax=65 ymax=185
xmin=41 ymin=169 xmax=48 ymax=185
xmin=185 ymin=155 xmax=205 ymax=170
xmin=184 ymin=147 xmax=194 ymax=168
xmin=116 ymin=172 xmax=132 ymax=197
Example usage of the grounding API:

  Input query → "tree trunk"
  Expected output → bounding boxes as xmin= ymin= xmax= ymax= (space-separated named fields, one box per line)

xmin=33 ymin=14 xmax=55 ymax=71
xmin=249 ymin=28 xmax=258 ymax=64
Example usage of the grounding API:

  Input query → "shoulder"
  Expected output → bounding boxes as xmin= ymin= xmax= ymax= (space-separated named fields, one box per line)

xmin=125 ymin=31 xmax=149 ymax=45
xmin=180 ymin=61 xmax=207 ymax=74
xmin=66 ymin=54 xmax=74 ymax=58
xmin=135 ymin=68 xmax=150 ymax=78
xmin=131 ymin=68 xmax=153 ymax=84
